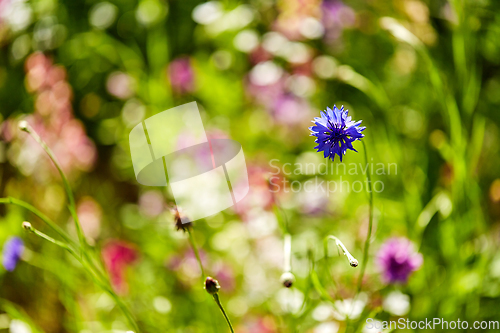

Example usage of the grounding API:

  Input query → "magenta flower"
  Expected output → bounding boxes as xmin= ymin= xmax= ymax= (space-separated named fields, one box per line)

xmin=168 ymin=57 xmax=194 ymax=94
xmin=322 ymin=0 xmax=356 ymax=41
xmin=102 ymin=240 xmax=138 ymax=294
xmin=377 ymin=237 xmax=423 ymax=283
xmin=273 ymin=94 xmax=311 ymax=125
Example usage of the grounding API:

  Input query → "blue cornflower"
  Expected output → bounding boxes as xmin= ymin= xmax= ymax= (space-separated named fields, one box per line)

xmin=2 ymin=237 xmax=24 ymax=271
xmin=309 ymin=105 xmax=365 ymax=161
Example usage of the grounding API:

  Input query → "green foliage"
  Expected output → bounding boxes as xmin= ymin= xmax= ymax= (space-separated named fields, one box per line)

xmin=1 ymin=0 xmax=500 ymax=332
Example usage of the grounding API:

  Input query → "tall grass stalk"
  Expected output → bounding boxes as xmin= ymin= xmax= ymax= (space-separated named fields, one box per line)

xmin=5 ymin=121 xmax=142 ymax=332
xmin=19 ymin=121 xmax=86 ymax=247
xmin=212 ymin=293 xmax=235 ymax=333
xmin=187 ymin=228 xmax=205 ymax=279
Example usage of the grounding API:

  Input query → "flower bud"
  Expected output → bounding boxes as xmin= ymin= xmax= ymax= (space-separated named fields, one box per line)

xmin=18 ymin=120 xmax=29 ymax=132
xmin=280 ymin=272 xmax=295 ymax=288
xmin=350 ymin=258 xmax=359 ymax=267
xmin=22 ymin=222 xmax=33 ymax=231
xmin=204 ymin=276 xmax=220 ymax=295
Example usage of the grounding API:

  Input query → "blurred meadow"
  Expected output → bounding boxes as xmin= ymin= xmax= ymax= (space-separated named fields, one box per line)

xmin=1 ymin=0 xmax=500 ymax=332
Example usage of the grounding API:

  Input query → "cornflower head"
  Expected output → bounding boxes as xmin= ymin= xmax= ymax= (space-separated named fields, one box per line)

xmin=309 ymin=105 xmax=365 ymax=161
xmin=2 ymin=237 xmax=24 ymax=272
xmin=377 ymin=237 xmax=423 ymax=284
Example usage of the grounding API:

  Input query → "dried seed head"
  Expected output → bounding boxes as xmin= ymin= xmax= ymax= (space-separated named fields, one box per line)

xmin=204 ymin=276 xmax=220 ymax=295
xmin=171 ymin=207 xmax=192 ymax=232
xmin=280 ymin=272 xmax=295 ymax=288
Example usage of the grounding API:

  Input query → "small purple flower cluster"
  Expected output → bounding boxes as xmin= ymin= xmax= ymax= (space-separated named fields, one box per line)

xmin=2 ymin=237 xmax=24 ymax=272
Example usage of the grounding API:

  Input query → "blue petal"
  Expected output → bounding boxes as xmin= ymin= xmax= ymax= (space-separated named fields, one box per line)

xmin=315 ymin=116 xmax=328 ymax=127
xmin=310 ymin=125 xmax=328 ymax=134
xmin=326 ymin=107 xmax=333 ymax=120
xmin=331 ymin=105 xmax=341 ymax=124
xmin=345 ymin=127 xmax=364 ymax=139
xmin=323 ymin=146 xmax=330 ymax=158
xmin=345 ymin=140 xmax=357 ymax=152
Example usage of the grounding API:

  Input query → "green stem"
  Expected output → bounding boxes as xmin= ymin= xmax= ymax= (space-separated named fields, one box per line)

xmin=10 ymin=123 xmax=140 ymax=332
xmin=187 ymin=225 xmax=231 ymax=333
xmin=0 ymin=197 xmax=76 ymax=248
xmin=107 ymin=288 xmax=141 ymax=333
xmin=23 ymin=222 xmax=78 ymax=257
xmin=80 ymin=259 xmax=140 ymax=332
xmin=272 ymin=197 xmax=289 ymax=235
xmin=18 ymin=124 xmax=110 ymax=281
xmin=18 ymin=123 xmax=126 ymax=321
xmin=357 ymin=140 xmax=373 ymax=293
xmin=187 ymin=228 xmax=205 ymax=278
xmin=1 ymin=192 xmax=114 ymax=321
xmin=324 ymin=235 xmax=358 ymax=268
xmin=19 ymin=122 xmax=86 ymax=247
xmin=23 ymin=222 xmax=140 ymax=332
xmin=283 ymin=233 xmax=292 ymax=273
xmin=82 ymin=260 xmax=140 ymax=332
xmin=212 ymin=294 xmax=235 ymax=333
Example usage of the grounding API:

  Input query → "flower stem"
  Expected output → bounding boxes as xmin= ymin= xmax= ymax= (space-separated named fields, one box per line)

xmin=357 ymin=140 xmax=373 ymax=293
xmin=19 ymin=121 xmax=86 ymax=248
xmin=22 ymin=222 xmax=78 ymax=257
xmin=212 ymin=293 xmax=235 ymax=333
xmin=13 ymin=122 xmax=140 ymax=332
xmin=269 ymin=181 xmax=289 ymax=235
xmin=187 ymin=228 xmax=205 ymax=278
xmin=283 ymin=233 xmax=292 ymax=273
xmin=324 ymin=235 xmax=358 ymax=268
xmin=22 ymin=222 xmax=140 ymax=332
xmin=18 ymin=123 xmax=126 ymax=318
xmin=0 ymin=197 xmax=76 ymax=248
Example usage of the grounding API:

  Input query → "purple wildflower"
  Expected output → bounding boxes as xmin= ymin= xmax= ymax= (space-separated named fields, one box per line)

xmin=2 ymin=237 xmax=24 ymax=271
xmin=168 ymin=57 xmax=194 ymax=94
xmin=377 ymin=237 xmax=423 ymax=284
xmin=273 ymin=94 xmax=311 ymax=125
xmin=309 ymin=105 xmax=365 ymax=161
xmin=322 ymin=0 xmax=356 ymax=41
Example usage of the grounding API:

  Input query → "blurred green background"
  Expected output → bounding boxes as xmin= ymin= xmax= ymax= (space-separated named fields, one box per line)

xmin=1 ymin=0 xmax=500 ymax=332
